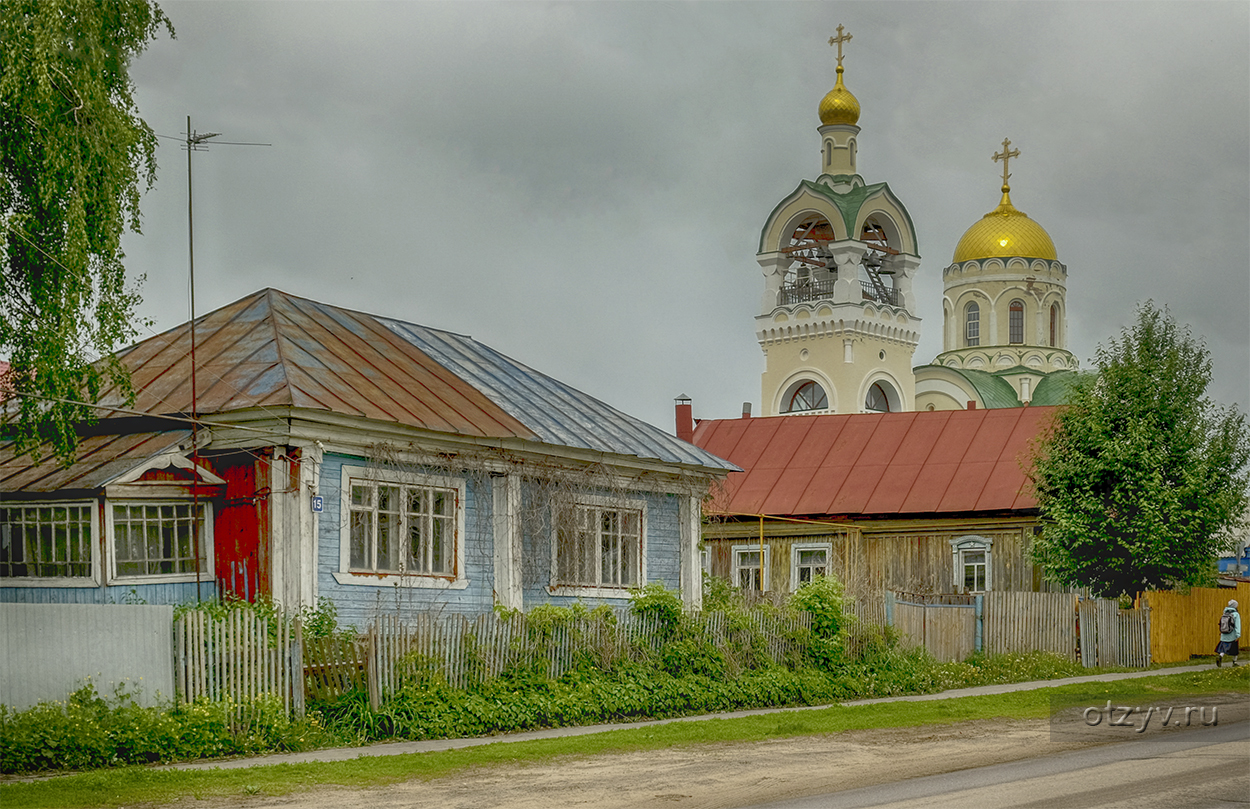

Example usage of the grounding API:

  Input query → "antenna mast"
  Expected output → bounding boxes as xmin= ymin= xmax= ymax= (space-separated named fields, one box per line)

xmin=183 ymin=116 xmax=269 ymax=603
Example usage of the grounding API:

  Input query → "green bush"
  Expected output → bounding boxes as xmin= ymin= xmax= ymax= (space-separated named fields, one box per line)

xmin=315 ymin=648 xmax=1088 ymax=747
xmin=0 ymin=684 xmax=341 ymax=775
xmin=789 ymin=575 xmax=847 ymax=667
xmin=629 ymin=582 xmax=685 ymax=636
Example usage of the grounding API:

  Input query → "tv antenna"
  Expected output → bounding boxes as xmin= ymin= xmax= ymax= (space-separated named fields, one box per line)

xmin=182 ymin=115 xmax=270 ymax=602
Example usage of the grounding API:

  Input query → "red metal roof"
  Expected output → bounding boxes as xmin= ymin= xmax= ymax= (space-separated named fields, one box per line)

xmin=692 ymin=406 xmax=1057 ymax=518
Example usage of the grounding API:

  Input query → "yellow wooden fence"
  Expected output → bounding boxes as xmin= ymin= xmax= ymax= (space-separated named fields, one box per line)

xmin=1143 ymin=583 xmax=1250 ymax=663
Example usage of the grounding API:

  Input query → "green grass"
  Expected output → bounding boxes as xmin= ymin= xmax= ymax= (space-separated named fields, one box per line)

xmin=4 ymin=666 xmax=1245 ymax=809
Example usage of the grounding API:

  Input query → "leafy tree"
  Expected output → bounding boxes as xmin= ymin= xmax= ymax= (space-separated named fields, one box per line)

xmin=1028 ymin=302 xmax=1250 ymax=597
xmin=1 ymin=0 xmax=172 ymax=463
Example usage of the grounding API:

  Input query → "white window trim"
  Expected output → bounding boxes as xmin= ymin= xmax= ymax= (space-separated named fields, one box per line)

xmin=732 ymin=544 xmax=771 ymax=592
xmin=333 ymin=464 xmax=468 ymax=590
xmin=949 ymin=535 xmax=993 ymax=593
xmin=107 ymin=499 xmax=214 ymax=585
xmin=0 ymin=500 xmax=101 ymax=588
xmin=790 ymin=542 xmax=832 ymax=592
xmin=548 ymin=493 xmax=647 ymax=598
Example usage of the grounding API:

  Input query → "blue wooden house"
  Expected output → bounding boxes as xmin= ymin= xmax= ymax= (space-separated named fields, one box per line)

xmin=0 ymin=289 xmax=734 ymax=627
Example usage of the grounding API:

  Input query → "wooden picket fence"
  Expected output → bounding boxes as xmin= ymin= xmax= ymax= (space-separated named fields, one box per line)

xmin=174 ymin=609 xmax=299 ymax=718
xmin=174 ymin=606 xmax=812 ymax=716
xmin=983 ymin=591 xmax=1078 ymax=659
xmin=1078 ymin=599 xmax=1151 ymax=668
xmin=368 ymin=609 xmax=812 ymax=704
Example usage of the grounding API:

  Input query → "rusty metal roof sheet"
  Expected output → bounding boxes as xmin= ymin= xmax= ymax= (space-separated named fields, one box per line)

xmin=0 ymin=431 xmax=192 ymax=494
xmin=692 ymin=406 xmax=1057 ymax=517
xmin=80 ymin=289 xmax=732 ymax=472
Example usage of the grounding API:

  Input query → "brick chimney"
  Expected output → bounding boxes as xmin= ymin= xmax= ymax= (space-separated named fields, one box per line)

xmin=675 ymin=394 xmax=693 ymax=442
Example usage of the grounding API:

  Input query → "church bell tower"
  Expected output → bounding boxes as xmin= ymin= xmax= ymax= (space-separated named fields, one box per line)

xmin=754 ymin=27 xmax=923 ymax=416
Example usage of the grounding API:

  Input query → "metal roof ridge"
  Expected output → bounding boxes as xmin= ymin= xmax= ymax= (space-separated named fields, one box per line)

xmin=386 ymin=320 xmax=590 ymax=443
xmin=276 ymin=295 xmax=453 ymax=428
xmin=383 ymin=319 xmax=735 ymax=470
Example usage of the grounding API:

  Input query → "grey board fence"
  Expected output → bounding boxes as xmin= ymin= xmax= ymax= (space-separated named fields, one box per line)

xmin=853 ymin=590 xmax=1146 ymax=667
xmin=890 ymin=593 xmax=977 ymax=663
xmin=1079 ymin=598 xmax=1151 ymax=668
xmin=984 ymin=591 xmax=1079 ymax=659
xmin=0 ymin=603 xmax=174 ymax=710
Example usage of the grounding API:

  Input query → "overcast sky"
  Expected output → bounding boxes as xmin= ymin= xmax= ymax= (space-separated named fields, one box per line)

xmin=119 ymin=1 xmax=1250 ymax=433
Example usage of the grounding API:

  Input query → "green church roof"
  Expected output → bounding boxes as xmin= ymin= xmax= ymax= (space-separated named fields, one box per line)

xmin=757 ymin=177 xmax=919 ymax=254
xmin=944 ymin=367 xmax=1024 ymax=409
xmin=1030 ymin=370 xmax=1083 ymax=405
xmin=916 ymin=365 xmax=1083 ymax=409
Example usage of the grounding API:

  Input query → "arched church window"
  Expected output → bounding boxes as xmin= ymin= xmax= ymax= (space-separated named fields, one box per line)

xmin=865 ymin=382 xmax=890 ymax=413
xmin=786 ymin=381 xmax=828 ymax=413
xmin=1009 ymin=300 xmax=1025 ymax=345
xmin=1049 ymin=304 xmax=1059 ymax=347
xmin=965 ymin=302 xmax=980 ymax=347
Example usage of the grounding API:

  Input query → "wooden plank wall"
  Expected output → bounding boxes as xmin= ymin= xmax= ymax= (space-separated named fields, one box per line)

xmin=1144 ymin=583 xmax=1250 ymax=663
xmin=706 ymin=525 xmax=1058 ymax=596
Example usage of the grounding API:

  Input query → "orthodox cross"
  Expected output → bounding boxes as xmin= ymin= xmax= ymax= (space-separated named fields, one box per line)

xmin=992 ymin=138 xmax=1020 ymax=189
xmin=829 ymin=24 xmax=853 ymax=68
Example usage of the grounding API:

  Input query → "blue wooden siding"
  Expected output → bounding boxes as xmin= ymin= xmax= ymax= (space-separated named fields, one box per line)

xmin=1 ymin=580 xmax=216 ymax=605
xmin=316 ymin=452 xmax=497 ymax=629
xmin=315 ymin=453 xmax=685 ymax=624
xmin=519 ymin=488 xmax=683 ymax=610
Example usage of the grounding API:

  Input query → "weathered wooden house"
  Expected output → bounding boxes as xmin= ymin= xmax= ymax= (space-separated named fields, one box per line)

xmin=685 ymin=405 xmax=1061 ymax=599
xmin=0 ymin=290 xmax=735 ymax=626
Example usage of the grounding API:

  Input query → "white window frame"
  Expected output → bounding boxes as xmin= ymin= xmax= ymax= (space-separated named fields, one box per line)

xmin=790 ymin=542 xmax=832 ymax=592
xmin=949 ymin=535 xmax=993 ymax=593
xmin=107 ymin=500 xmax=214 ymax=585
xmin=732 ymin=544 xmax=771 ymax=592
xmin=0 ymin=500 xmax=100 ymax=587
xmin=965 ymin=301 xmax=980 ymax=347
xmin=333 ymin=464 xmax=467 ymax=589
xmin=549 ymin=494 xmax=647 ymax=598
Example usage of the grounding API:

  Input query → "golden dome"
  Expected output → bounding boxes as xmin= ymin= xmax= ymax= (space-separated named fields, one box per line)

xmin=819 ymin=66 xmax=860 ymax=126
xmin=952 ymin=189 xmax=1057 ymax=263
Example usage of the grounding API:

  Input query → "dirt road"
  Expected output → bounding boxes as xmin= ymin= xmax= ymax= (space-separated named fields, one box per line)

xmin=211 ymin=718 xmax=1097 ymax=809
